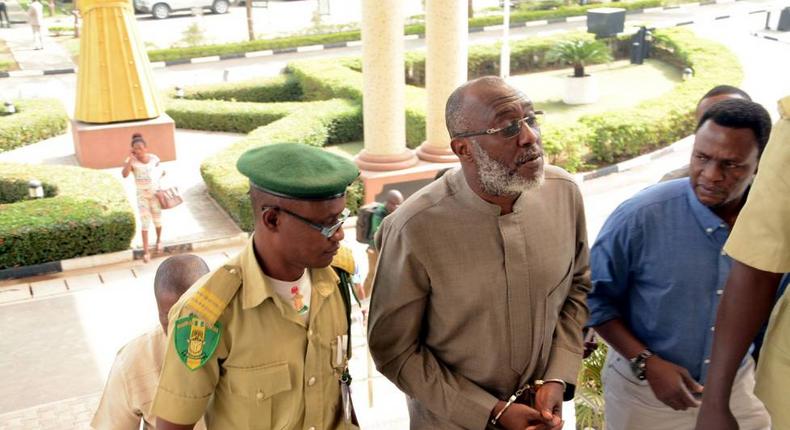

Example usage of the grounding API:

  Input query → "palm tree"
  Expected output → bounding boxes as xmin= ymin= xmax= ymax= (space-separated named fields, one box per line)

xmin=575 ymin=343 xmax=607 ymax=429
xmin=547 ymin=39 xmax=612 ymax=78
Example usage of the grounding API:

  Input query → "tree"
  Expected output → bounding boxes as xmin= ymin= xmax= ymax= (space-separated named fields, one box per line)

xmin=468 ymin=0 xmax=473 ymax=18
xmin=246 ymin=0 xmax=254 ymax=41
xmin=546 ymin=38 xmax=612 ymax=77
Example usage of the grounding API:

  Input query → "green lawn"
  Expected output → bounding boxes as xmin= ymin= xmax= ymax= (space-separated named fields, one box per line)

xmin=508 ymin=59 xmax=681 ymax=124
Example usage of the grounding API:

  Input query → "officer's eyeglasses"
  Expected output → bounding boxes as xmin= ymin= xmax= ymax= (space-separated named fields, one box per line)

xmin=263 ymin=206 xmax=350 ymax=238
xmin=452 ymin=111 xmax=544 ymax=139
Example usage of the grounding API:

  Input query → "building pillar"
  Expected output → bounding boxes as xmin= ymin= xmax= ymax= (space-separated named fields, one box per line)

xmin=416 ymin=0 xmax=469 ymax=163
xmin=355 ymin=0 xmax=418 ymax=172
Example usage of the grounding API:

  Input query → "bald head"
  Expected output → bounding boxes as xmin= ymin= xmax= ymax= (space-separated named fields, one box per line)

xmin=445 ymin=76 xmax=513 ymax=138
xmin=154 ymin=254 xmax=210 ymax=331
xmin=695 ymin=85 xmax=751 ymax=121
xmin=384 ymin=190 xmax=403 ymax=213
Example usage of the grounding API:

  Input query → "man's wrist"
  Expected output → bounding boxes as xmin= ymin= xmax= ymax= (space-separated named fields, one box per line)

xmin=537 ymin=378 xmax=567 ymax=393
xmin=490 ymin=400 xmax=511 ymax=425
xmin=629 ymin=349 xmax=654 ymax=380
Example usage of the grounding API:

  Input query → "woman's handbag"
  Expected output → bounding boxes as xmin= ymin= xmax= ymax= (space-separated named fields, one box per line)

xmin=155 ymin=187 xmax=183 ymax=209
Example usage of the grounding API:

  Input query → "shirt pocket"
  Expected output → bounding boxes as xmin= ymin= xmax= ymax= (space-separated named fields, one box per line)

xmin=223 ymin=362 xmax=293 ymax=430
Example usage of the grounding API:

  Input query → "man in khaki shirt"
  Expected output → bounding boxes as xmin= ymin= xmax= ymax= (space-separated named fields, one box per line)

xmin=697 ymin=96 xmax=790 ymax=430
xmin=151 ymin=143 xmax=360 ymax=430
xmin=92 ymin=255 xmax=209 ymax=430
xmin=368 ymin=76 xmax=591 ymax=430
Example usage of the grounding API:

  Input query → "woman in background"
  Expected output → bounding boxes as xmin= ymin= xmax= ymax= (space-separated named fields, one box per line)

xmin=122 ymin=133 xmax=164 ymax=263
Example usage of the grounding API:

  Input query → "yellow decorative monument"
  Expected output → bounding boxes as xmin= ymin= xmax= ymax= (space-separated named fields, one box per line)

xmin=75 ymin=0 xmax=161 ymax=122
xmin=71 ymin=0 xmax=175 ymax=169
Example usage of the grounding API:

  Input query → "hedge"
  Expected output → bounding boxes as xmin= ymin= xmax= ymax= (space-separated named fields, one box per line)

xmin=165 ymin=99 xmax=305 ymax=133
xmin=146 ymin=0 xmax=666 ymax=63
xmin=178 ymin=75 xmax=303 ymax=103
xmin=287 ymin=59 xmax=429 ymax=149
xmin=0 ymin=99 xmax=69 ymax=152
xmin=198 ymin=99 xmax=362 ymax=230
xmin=0 ymin=163 xmax=135 ymax=269
xmin=580 ymin=28 xmax=742 ymax=163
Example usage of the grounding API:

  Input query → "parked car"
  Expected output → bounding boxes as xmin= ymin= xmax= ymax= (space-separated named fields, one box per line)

xmin=134 ymin=0 xmax=230 ymax=19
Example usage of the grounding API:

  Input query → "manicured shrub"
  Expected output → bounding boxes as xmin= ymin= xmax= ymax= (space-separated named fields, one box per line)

xmin=0 ymin=163 xmax=135 ymax=269
xmin=180 ymin=75 xmax=303 ymax=103
xmin=0 ymin=99 xmax=69 ymax=152
xmin=148 ymin=31 xmax=363 ymax=63
xmin=199 ymin=99 xmax=361 ymax=230
xmin=287 ymin=59 xmax=427 ymax=148
xmin=165 ymin=99 xmax=304 ymax=133
xmin=581 ymin=28 xmax=742 ymax=163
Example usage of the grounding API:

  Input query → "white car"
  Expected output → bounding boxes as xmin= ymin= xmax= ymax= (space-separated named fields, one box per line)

xmin=134 ymin=0 xmax=230 ymax=19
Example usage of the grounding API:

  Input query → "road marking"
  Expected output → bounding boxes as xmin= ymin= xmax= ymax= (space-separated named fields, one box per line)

xmin=191 ymin=55 xmax=221 ymax=64
xmin=245 ymin=50 xmax=274 ymax=58
xmin=297 ymin=44 xmax=325 ymax=53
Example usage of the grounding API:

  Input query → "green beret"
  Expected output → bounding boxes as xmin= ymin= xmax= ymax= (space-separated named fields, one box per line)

xmin=237 ymin=143 xmax=360 ymax=200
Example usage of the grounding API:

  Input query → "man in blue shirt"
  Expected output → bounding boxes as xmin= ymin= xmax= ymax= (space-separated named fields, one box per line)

xmin=587 ymin=99 xmax=774 ymax=429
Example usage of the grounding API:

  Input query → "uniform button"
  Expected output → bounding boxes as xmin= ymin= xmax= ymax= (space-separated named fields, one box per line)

xmin=721 ymin=250 xmax=727 ymax=256
xmin=705 ymin=227 xmax=713 ymax=234
xmin=704 ymin=359 xmax=711 ymax=364
xmin=308 ymin=427 xmax=316 ymax=430
xmin=710 ymin=326 xmax=715 ymax=332
xmin=256 ymin=392 xmax=264 ymax=400
xmin=717 ymin=289 xmax=723 ymax=295
xmin=308 ymin=376 xmax=316 ymax=386
xmin=307 ymin=329 xmax=313 ymax=337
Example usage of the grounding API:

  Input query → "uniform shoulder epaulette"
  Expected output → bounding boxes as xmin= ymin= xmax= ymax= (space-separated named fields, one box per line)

xmin=182 ymin=264 xmax=243 ymax=327
xmin=778 ymin=96 xmax=790 ymax=119
xmin=330 ymin=246 xmax=355 ymax=275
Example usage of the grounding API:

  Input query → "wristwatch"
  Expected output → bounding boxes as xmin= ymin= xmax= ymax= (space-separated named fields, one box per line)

xmin=629 ymin=349 xmax=654 ymax=380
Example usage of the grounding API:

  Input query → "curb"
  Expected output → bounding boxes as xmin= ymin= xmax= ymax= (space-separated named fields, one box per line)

xmin=574 ymin=136 xmax=691 ymax=183
xmin=751 ymin=31 xmax=790 ymax=44
xmin=0 ymin=0 xmax=763 ymax=79
xmin=0 ymin=232 xmax=249 ymax=281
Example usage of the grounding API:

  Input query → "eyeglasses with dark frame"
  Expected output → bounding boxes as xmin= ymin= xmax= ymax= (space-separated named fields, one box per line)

xmin=452 ymin=111 xmax=545 ymax=139
xmin=263 ymin=206 xmax=350 ymax=238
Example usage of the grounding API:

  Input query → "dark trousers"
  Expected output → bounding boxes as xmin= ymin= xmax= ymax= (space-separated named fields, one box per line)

xmin=0 ymin=3 xmax=9 ymax=27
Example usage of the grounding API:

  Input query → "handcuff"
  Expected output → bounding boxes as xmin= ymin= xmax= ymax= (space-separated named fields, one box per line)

xmin=490 ymin=379 xmax=567 ymax=426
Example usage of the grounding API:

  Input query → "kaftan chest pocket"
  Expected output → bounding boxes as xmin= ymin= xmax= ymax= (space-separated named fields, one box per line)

xmin=222 ymin=362 xmax=293 ymax=430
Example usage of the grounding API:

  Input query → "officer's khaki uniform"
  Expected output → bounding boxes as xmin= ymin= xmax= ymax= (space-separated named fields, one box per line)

xmin=91 ymin=328 xmax=207 ymax=430
xmin=151 ymin=239 xmax=356 ymax=429
xmin=724 ymin=96 xmax=790 ymax=429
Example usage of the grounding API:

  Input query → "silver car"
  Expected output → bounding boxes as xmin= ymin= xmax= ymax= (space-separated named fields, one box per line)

xmin=134 ymin=0 xmax=230 ymax=19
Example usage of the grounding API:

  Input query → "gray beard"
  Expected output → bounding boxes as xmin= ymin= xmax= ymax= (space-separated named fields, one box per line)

xmin=471 ymin=141 xmax=545 ymax=197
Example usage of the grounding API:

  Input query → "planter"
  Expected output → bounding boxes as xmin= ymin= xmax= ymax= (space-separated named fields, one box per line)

xmin=563 ymin=74 xmax=599 ymax=104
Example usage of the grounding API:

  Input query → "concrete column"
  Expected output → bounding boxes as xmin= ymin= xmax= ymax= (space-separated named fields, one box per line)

xmin=355 ymin=0 xmax=418 ymax=171
xmin=417 ymin=0 xmax=469 ymax=163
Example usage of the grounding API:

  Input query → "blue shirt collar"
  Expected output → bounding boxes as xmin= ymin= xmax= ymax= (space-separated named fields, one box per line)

xmin=684 ymin=179 xmax=728 ymax=235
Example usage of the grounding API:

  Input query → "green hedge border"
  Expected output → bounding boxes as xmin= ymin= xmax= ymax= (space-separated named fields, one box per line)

xmin=0 ymin=99 xmax=69 ymax=152
xmin=580 ymin=28 xmax=742 ymax=163
xmin=0 ymin=163 xmax=135 ymax=269
xmin=198 ymin=99 xmax=363 ymax=230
